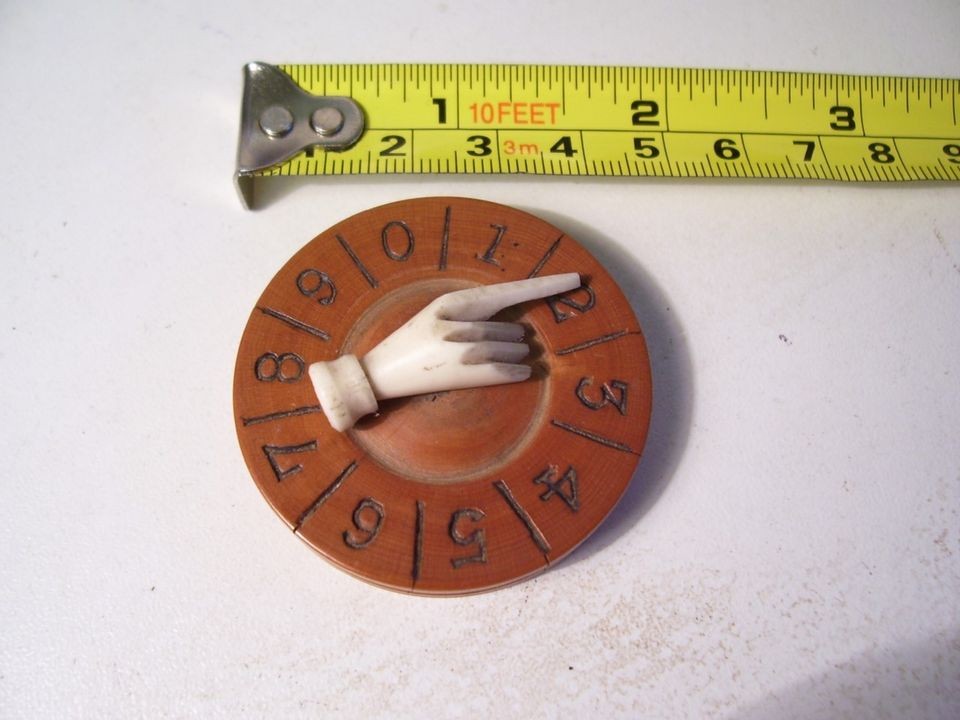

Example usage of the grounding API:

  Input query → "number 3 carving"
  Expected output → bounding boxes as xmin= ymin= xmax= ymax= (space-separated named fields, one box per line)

xmin=576 ymin=377 xmax=628 ymax=415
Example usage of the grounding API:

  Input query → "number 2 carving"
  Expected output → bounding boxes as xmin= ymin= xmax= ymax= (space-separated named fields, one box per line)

xmin=547 ymin=285 xmax=595 ymax=322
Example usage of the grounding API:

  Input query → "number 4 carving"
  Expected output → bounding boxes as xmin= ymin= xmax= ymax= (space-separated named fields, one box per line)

xmin=534 ymin=466 xmax=579 ymax=511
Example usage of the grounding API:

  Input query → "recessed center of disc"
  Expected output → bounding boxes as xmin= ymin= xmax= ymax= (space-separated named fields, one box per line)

xmin=342 ymin=278 xmax=548 ymax=485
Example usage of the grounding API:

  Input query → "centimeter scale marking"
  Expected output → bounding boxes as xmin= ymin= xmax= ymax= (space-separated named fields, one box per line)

xmin=255 ymin=64 xmax=960 ymax=183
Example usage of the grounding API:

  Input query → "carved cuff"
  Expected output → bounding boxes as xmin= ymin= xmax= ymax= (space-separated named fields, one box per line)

xmin=308 ymin=355 xmax=378 ymax=431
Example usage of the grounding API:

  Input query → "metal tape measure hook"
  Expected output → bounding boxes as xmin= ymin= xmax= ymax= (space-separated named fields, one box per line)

xmin=234 ymin=61 xmax=364 ymax=208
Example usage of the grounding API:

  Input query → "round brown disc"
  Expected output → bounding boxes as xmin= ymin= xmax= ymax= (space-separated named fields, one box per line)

xmin=233 ymin=197 xmax=652 ymax=594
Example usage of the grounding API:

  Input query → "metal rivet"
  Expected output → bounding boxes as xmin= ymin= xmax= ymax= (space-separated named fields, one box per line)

xmin=259 ymin=106 xmax=294 ymax=138
xmin=311 ymin=107 xmax=344 ymax=136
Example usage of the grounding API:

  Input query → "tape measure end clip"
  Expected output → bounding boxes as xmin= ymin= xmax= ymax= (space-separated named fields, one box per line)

xmin=235 ymin=61 xmax=364 ymax=208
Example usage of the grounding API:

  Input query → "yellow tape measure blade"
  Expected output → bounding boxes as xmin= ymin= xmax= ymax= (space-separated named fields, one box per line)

xmin=235 ymin=63 xmax=960 ymax=205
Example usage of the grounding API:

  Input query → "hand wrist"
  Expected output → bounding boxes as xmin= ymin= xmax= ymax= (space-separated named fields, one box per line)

xmin=308 ymin=355 xmax=378 ymax=431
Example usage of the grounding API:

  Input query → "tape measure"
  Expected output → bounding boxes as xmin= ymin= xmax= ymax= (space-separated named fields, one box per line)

xmin=235 ymin=62 xmax=960 ymax=207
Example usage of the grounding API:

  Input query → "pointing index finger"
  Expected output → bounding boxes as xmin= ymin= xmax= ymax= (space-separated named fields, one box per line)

xmin=435 ymin=272 xmax=582 ymax=321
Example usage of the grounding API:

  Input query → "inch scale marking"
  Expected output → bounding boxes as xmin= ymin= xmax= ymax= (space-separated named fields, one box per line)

xmin=237 ymin=63 xmax=960 ymax=204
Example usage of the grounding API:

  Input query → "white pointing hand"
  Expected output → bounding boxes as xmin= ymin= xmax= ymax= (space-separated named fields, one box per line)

xmin=308 ymin=272 xmax=581 ymax=431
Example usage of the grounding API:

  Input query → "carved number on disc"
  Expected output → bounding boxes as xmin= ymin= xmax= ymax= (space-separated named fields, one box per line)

xmin=449 ymin=508 xmax=488 ymax=568
xmin=533 ymin=466 xmax=579 ymax=511
xmin=576 ymin=377 xmax=628 ymax=415
xmin=297 ymin=269 xmax=337 ymax=305
xmin=547 ymin=286 xmax=595 ymax=322
xmin=255 ymin=352 xmax=305 ymax=383
xmin=477 ymin=224 xmax=507 ymax=266
xmin=262 ymin=440 xmax=317 ymax=482
xmin=381 ymin=220 xmax=415 ymax=261
xmin=343 ymin=498 xmax=385 ymax=549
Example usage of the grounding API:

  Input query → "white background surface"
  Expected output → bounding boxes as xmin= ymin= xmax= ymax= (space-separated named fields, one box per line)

xmin=2 ymin=1 xmax=959 ymax=718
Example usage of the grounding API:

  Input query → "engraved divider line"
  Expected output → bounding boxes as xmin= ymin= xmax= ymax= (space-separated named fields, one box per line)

xmin=526 ymin=235 xmax=563 ymax=278
xmin=550 ymin=419 xmax=640 ymax=455
xmin=257 ymin=306 xmax=330 ymax=340
xmin=294 ymin=460 xmax=358 ymax=532
xmin=493 ymin=479 xmax=552 ymax=558
xmin=413 ymin=500 xmax=425 ymax=583
xmin=555 ymin=329 xmax=633 ymax=356
xmin=241 ymin=404 xmax=324 ymax=427
xmin=336 ymin=234 xmax=379 ymax=288
xmin=439 ymin=206 xmax=451 ymax=271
